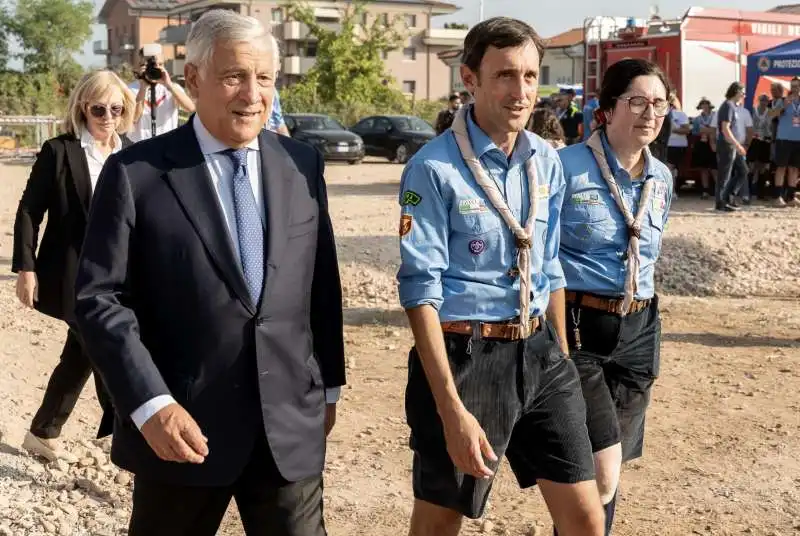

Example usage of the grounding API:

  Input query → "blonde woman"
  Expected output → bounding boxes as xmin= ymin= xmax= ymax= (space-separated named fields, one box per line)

xmin=11 ymin=69 xmax=135 ymax=462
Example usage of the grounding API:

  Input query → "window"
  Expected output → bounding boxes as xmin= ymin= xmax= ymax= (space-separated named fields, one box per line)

xmin=271 ymin=8 xmax=283 ymax=23
xmin=303 ymin=42 xmax=318 ymax=57
xmin=379 ymin=13 xmax=389 ymax=26
xmin=374 ymin=117 xmax=392 ymax=131
xmin=541 ymin=65 xmax=550 ymax=86
xmin=402 ymin=80 xmax=416 ymax=94
xmin=404 ymin=14 xmax=417 ymax=28
xmin=403 ymin=47 xmax=416 ymax=61
xmin=356 ymin=118 xmax=375 ymax=130
xmin=381 ymin=49 xmax=389 ymax=60
xmin=361 ymin=12 xmax=368 ymax=25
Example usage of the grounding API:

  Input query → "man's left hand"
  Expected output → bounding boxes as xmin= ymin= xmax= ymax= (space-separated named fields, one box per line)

xmin=324 ymin=403 xmax=336 ymax=436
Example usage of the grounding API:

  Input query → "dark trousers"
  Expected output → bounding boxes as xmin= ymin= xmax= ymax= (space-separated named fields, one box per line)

xmin=128 ymin=432 xmax=327 ymax=536
xmin=30 ymin=327 xmax=111 ymax=439
xmin=716 ymin=144 xmax=749 ymax=206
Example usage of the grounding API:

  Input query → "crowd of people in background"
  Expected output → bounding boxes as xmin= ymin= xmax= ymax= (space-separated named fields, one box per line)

xmin=521 ymin=77 xmax=800 ymax=211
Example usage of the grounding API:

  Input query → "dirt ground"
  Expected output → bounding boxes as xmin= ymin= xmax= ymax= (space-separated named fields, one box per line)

xmin=0 ymin=158 xmax=798 ymax=536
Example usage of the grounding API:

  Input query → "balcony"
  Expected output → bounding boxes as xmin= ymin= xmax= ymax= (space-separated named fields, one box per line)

xmin=282 ymin=55 xmax=316 ymax=75
xmin=93 ymin=40 xmax=110 ymax=55
xmin=421 ymin=28 xmax=468 ymax=47
xmin=160 ymin=23 xmax=193 ymax=45
xmin=282 ymin=20 xmax=342 ymax=41
xmin=166 ymin=58 xmax=186 ymax=78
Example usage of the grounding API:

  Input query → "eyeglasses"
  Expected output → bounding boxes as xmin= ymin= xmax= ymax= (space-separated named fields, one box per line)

xmin=88 ymin=104 xmax=124 ymax=118
xmin=618 ymin=96 xmax=670 ymax=117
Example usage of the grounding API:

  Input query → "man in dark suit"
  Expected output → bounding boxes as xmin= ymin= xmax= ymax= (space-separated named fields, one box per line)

xmin=73 ymin=10 xmax=345 ymax=536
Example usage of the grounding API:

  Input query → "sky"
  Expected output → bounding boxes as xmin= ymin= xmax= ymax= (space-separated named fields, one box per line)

xmin=69 ymin=0 xmax=788 ymax=68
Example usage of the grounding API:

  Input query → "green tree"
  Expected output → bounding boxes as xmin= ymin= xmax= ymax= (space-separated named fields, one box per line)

xmin=7 ymin=0 xmax=93 ymax=73
xmin=444 ymin=23 xmax=469 ymax=30
xmin=280 ymin=0 xmax=410 ymax=124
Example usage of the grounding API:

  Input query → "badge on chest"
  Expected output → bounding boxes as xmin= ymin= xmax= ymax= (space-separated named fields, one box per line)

xmin=458 ymin=198 xmax=489 ymax=215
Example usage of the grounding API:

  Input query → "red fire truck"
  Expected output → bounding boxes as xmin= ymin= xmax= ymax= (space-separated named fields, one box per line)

xmin=583 ymin=7 xmax=800 ymax=109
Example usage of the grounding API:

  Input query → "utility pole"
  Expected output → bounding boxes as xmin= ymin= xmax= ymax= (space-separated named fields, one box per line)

xmin=478 ymin=0 xmax=484 ymax=22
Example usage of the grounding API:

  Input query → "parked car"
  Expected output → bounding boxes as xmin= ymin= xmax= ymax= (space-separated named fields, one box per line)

xmin=349 ymin=115 xmax=435 ymax=164
xmin=284 ymin=113 xmax=365 ymax=164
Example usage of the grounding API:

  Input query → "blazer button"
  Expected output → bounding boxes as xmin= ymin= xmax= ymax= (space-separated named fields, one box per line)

xmin=256 ymin=317 xmax=266 ymax=327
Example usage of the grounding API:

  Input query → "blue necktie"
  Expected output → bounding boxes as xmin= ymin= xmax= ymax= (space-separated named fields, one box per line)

xmin=223 ymin=148 xmax=264 ymax=305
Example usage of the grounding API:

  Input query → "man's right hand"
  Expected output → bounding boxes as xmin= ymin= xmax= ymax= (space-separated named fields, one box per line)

xmin=15 ymin=271 xmax=37 ymax=308
xmin=441 ymin=405 xmax=497 ymax=479
xmin=140 ymin=403 xmax=208 ymax=464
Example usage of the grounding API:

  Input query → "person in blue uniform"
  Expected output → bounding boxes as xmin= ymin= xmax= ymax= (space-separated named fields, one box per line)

xmin=397 ymin=17 xmax=605 ymax=536
xmin=557 ymin=58 xmax=673 ymax=536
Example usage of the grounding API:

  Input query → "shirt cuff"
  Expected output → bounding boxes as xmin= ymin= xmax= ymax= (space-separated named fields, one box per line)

xmin=130 ymin=394 xmax=176 ymax=430
xmin=325 ymin=387 xmax=341 ymax=404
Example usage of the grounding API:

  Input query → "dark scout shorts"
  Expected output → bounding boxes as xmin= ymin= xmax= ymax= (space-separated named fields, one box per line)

xmin=404 ymin=321 xmax=595 ymax=519
xmin=566 ymin=293 xmax=662 ymax=462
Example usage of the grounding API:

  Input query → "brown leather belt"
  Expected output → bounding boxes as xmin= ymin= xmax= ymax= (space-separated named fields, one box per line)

xmin=441 ymin=317 xmax=542 ymax=340
xmin=565 ymin=291 xmax=651 ymax=315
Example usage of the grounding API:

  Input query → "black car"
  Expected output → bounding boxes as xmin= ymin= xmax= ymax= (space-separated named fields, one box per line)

xmin=284 ymin=113 xmax=365 ymax=164
xmin=349 ymin=115 xmax=436 ymax=164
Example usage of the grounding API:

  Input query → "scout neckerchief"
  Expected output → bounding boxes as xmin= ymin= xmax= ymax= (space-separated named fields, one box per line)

xmin=586 ymin=131 xmax=655 ymax=316
xmin=450 ymin=105 xmax=540 ymax=338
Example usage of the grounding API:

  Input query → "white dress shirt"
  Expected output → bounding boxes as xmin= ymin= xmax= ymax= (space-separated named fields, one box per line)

xmin=79 ymin=129 xmax=123 ymax=192
xmin=130 ymin=116 xmax=340 ymax=430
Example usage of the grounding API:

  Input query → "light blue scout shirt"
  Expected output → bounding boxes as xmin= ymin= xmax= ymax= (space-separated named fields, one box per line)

xmin=268 ymin=90 xmax=284 ymax=131
xmin=776 ymin=97 xmax=800 ymax=142
xmin=397 ymin=108 xmax=567 ymax=322
xmin=557 ymin=131 xmax=673 ymax=300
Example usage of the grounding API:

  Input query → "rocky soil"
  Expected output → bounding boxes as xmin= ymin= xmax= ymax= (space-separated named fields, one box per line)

xmin=0 ymin=160 xmax=799 ymax=536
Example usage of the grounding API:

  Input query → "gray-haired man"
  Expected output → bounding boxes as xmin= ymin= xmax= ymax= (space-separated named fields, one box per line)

xmin=74 ymin=9 xmax=345 ymax=536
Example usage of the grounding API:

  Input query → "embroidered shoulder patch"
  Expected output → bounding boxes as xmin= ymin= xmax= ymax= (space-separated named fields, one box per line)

xmin=399 ymin=214 xmax=413 ymax=237
xmin=401 ymin=190 xmax=422 ymax=206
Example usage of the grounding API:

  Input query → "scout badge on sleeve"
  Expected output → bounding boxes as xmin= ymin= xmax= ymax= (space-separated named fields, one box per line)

xmin=399 ymin=214 xmax=413 ymax=237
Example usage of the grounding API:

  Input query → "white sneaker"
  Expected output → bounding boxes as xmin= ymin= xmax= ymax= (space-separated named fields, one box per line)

xmin=22 ymin=431 xmax=78 ymax=464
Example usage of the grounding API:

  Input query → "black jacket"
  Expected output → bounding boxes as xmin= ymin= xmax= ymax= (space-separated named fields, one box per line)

xmin=73 ymin=121 xmax=346 ymax=486
xmin=12 ymin=133 xmax=132 ymax=323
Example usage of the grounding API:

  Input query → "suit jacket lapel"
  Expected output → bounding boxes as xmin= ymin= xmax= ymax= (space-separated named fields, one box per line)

xmin=65 ymin=138 xmax=92 ymax=217
xmin=258 ymin=131 xmax=294 ymax=307
xmin=163 ymin=123 xmax=256 ymax=314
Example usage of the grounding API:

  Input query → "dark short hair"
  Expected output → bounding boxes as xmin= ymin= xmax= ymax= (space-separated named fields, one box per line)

xmin=725 ymin=82 xmax=744 ymax=100
xmin=449 ymin=93 xmax=460 ymax=102
xmin=461 ymin=17 xmax=545 ymax=73
xmin=598 ymin=59 xmax=671 ymax=114
xmin=526 ymin=108 xmax=565 ymax=142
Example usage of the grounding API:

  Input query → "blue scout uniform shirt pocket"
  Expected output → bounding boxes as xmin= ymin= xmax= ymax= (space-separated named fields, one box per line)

xmin=560 ymin=176 xmax=618 ymax=250
xmin=450 ymin=203 xmax=505 ymax=272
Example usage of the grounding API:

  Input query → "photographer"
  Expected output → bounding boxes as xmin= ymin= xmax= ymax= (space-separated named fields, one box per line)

xmin=128 ymin=44 xmax=195 ymax=142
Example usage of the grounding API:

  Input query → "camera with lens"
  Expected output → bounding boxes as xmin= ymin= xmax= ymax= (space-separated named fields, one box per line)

xmin=144 ymin=56 xmax=162 ymax=81
xmin=137 ymin=44 xmax=164 ymax=83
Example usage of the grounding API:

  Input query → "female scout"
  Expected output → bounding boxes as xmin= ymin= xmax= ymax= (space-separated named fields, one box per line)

xmin=557 ymin=58 xmax=674 ymax=536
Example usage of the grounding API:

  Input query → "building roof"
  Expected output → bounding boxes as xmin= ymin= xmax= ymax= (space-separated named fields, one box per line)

xmin=99 ymin=0 xmax=457 ymax=23
xmin=170 ymin=0 xmax=457 ymax=16
xmin=543 ymin=27 xmax=584 ymax=49
xmin=769 ymin=3 xmax=800 ymax=13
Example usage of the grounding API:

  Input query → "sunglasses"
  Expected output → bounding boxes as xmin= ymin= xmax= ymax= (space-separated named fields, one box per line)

xmin=88 ymin=104 xmax=124 ymax=118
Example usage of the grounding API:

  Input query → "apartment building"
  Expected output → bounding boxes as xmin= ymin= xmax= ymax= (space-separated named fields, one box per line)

xmin=95 ymin=0 xmax=178 ymax=67
xmin=152 ymin=0 xmax=466 ymax=100
xmin=540 ymin=27 xmax=584 ymax=87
